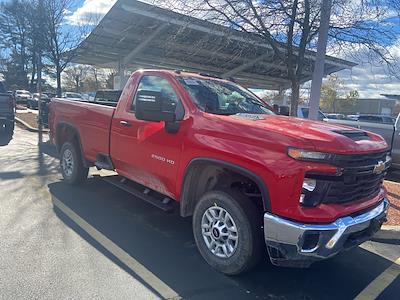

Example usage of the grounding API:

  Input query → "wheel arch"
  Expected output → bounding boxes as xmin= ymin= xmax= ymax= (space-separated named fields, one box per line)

xmin=56 ymin=122 xmax=89 ymax=167
xmin=180 ymin=158 xmax=271 ymax=217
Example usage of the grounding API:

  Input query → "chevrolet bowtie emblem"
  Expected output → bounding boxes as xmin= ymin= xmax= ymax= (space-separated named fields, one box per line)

xmin=373 ymin=161 xmax=385 ymax=175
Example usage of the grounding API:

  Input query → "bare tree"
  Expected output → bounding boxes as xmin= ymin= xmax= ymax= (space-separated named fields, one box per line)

xmin=0 ymin=0 xmax=32 ymax=89
xmin=63 ymin=65 xmax=86 ymax=92
xmin=160 ymin=0 xmax=399 ymax=116
xmin=63 ymin=64 xmax=111 ymax=93
xmin=43 ymin=0 xmax=88 ymax=96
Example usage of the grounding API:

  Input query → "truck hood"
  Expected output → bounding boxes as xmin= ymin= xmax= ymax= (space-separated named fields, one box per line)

xmin=224 ymin=114 xmax=389 ymax=154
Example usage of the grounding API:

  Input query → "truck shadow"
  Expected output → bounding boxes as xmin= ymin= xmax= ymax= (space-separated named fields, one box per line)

xmin=39 ymin=141 xmax=59 ymax=159
xmin=48 ymin=178 xmax=397 ymax=300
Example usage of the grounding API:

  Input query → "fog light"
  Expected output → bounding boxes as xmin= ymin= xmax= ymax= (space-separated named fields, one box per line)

xmin=303 ymin=178 xmax=316 ymax=192
xmin=300 ymin=194 xmax=306 ymax=204
xmin=300 ymin=178 xmax=317 ymax=205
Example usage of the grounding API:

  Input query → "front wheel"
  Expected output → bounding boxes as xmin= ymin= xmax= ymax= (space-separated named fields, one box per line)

xmin=60 ymin=142 xmax=88 ymax=185
xmin=193 ymin=190 xmax=264 ymax=275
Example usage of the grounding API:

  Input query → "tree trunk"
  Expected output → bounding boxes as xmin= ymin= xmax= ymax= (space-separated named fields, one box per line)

xmin=30 ymin=63 xmax=36 ymax=91
xmin=56 ymin=68 xmax=62 ymax=97
xmin=290 ymin=80 xmax=300 ymax=117
xmin=75 ymin=76 xmax=79 ymax=92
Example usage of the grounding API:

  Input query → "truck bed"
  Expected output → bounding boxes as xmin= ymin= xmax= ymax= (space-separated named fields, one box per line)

xmin=50 ymin=99 xmax=115 ymax=163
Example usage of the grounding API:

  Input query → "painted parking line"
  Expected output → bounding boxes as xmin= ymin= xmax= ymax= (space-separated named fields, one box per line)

xmin=354 ymin=257 xmax=400 ymax=300
xmin=52 ymin=197 xmax=181 ymax=300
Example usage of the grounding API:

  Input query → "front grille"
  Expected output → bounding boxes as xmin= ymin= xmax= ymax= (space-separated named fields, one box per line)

xmin=306 ymin=152 xmax=389 ymax=206
xmin=323 ymin=152 xmax=388 ymax=204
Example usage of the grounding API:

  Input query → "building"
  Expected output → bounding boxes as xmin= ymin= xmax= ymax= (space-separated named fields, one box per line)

xmin=335 ymin=95 xmax=399 ymax=116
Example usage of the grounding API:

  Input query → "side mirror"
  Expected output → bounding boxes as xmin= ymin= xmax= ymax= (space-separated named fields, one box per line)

xmin=135 ymin=90 xmax=176 ymax=123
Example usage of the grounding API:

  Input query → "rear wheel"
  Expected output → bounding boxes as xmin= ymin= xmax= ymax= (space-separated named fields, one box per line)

xmin=193 ymin=190 xmax=264 ymax=275
xmin=60 ymin=142 xmax=88 ymax=184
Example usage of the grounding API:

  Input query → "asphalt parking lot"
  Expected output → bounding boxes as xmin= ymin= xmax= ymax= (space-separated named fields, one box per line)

xmin=0 ymin=127 xmax=399 ymax=300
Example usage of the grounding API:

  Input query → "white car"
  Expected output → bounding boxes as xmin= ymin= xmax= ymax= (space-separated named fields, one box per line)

xmin=62 ymin=92 xmax=87 ymax=102
xmin=14 ymin=90 xmax=32 ymax=104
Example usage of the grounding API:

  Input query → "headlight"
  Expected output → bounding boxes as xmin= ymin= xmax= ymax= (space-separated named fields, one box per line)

xmin=288 ymin=148 xmax=331 ymax=161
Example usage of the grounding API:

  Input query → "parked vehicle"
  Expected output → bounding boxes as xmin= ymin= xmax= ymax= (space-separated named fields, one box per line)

xmin=346 ymin=114 xmax=359 ymax=121
xmin=325 ymin=113 xmax=346 ymax=120
xmin=325 ymin=114 xmax=400 ymax=168
xmin=278 ymin=105 xmax=326 ymax=120
xmin=50 ymin=70 xmax=390 ymax=275
xmin=44 ymin=92 xmax=57 ymax=99
xmin=357 ymin=114 xmax=396 ymax=125
xmin=39 ymin=95 xmax=53 ymax=127
xmin=14 ymin=90 xmax=32 ymax=104
xmin=0 ymin=82 xmax=15 ymax=136
xmin=93 ymin=90 xmax=122 ymax=107
xmin=61 ymin=92 xmax=86 ymax=102
xmin=27 ymin=93 xmax=49 ymax=109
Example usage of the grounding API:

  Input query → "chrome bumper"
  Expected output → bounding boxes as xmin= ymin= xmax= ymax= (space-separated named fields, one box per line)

xmin=264 ymin=199 xmax=389 ymax=266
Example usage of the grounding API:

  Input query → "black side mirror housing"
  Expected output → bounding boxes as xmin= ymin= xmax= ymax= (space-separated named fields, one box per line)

xmin=135 ymin=90 xmax=176 ymax=123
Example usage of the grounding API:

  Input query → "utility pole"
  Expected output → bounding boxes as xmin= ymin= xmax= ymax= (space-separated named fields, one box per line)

xmin=37 ymin=0 xmax=44 ymax=145
xmin=37 ymin=50 xmax=43 ymax=145
xmin=308 ymin=0 xmax=332 ymax=120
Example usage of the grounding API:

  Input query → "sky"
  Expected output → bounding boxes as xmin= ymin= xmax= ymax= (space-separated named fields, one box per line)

xmin=67 ymin=0 xmax=400 ymax=99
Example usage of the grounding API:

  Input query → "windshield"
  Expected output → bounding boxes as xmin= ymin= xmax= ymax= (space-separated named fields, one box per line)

xmin=178 ymin=77 xmax=274 ymax=116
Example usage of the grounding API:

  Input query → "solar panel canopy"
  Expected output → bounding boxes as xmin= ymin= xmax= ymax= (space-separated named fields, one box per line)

xmin=72 ymin=0 xmax=356 ymax=90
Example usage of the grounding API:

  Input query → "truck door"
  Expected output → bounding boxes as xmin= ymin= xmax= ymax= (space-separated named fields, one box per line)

xmin=391 ymin=115 xmax=400 ymax=168
xmin=110 ymin=75 xmax=187 ymax=199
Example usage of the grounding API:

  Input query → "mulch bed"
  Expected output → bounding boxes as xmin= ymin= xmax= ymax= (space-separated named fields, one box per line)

xmin=16 ymin=112 xmax=38 ymax=129
xmin=384 ymin=180 xmax=400 ymax=226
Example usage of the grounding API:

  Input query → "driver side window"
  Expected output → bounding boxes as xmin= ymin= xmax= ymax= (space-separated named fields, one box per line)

xmin=131 ymin=76 xmax=184 ymax=119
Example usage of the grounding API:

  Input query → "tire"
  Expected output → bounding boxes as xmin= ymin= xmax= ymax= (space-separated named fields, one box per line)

xmin=60 ymin=142 xmax=89 ymax=185
xmin=193 ymin=190 xmax=264 ymax=275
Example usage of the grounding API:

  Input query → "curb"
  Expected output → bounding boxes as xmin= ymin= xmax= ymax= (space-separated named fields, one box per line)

xmin=15 ymin=117 xmax=49 ymax=133
xmin=373 ymin=225 xmax=400 ymax=241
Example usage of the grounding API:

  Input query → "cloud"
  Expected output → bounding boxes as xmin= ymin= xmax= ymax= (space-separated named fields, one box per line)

xmin=66 ymin=0 xmax=117 ymax=25
xmin=337 ymin=66 xmax=400 ymax=98
xmin=333 ymin=38 xmax=400 ymax=98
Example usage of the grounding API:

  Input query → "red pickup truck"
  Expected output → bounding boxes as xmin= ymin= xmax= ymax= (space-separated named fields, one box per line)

xmin=49 ymin=69 xmax=390 ymax=275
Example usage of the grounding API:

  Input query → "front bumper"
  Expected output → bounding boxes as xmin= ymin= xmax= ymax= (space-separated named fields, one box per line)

xmin=264 ymin=198 xmax=389 ymax=267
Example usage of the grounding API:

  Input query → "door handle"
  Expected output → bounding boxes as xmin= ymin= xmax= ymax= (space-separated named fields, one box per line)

xmin=120 ymin=120 xmax=131 ymax=127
